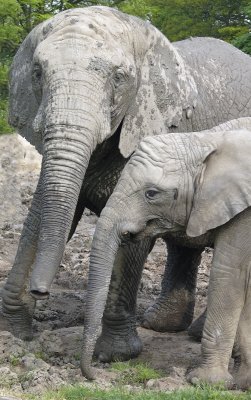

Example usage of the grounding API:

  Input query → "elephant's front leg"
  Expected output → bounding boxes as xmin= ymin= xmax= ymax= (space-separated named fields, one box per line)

xmin=233 ymin=283 xmax=251 ymax=389
xmin=142 ymin=241 xmax=202 ymax=332
xmin=94 ymin=237 xmax=153 ymax=363
xmin=1 ymin=177 xmax=42 ymax=340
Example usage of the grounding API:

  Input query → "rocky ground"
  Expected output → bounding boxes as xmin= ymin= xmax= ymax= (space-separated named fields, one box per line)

xmin=0 ymin=134 xmax=212 ymax=397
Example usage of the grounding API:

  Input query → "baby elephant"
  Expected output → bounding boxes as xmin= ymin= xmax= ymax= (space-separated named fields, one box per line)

xmin=82 ymin=120 xmax=251 ymax=388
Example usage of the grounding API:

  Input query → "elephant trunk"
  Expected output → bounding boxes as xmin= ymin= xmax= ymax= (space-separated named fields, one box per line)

xmin=30 ymin=125 xmax=96 ymax=298
xmin=80 ymin=196 xmax=143 ymax=379
xmin=29 ymin=74 xmax=110 ymax=299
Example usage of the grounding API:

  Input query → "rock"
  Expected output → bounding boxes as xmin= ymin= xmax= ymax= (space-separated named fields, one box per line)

xmin=21 ymin=353 xmax=49 ymax=371
xmin=38 ymin=326 xmax=83 ymax=359
xmin=0 ymin=367 xmax=22 ymax=391
xmin=0 ymin=332 xmax=26 ymax=363
xmin=145 ymin=376 xmax=185 ymax=391
xmin=20 ymin=367 xmax=68 ymax=393
xmin=0 ymin=134 xmax=41 ymax=230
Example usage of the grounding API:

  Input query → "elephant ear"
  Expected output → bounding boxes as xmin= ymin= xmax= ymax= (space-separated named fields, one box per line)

xmin=119 ymin=28 xmax=198 ymax=158
xmin=186 ymin=130 xmax=251 ymax=237
xmin=8 ymin=20 xmax=54 ymax=154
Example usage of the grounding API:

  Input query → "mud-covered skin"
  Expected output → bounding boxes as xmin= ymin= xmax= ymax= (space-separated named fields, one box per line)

xmin=142 ymin=230 xmax=214 ymax=333
xmin=142 ymin=242 xmax=202 ymax=332
xmin=172 ymin=38 xmax=251 ymax=134
xmin=69 ymin=128 xmax=128 ymax=233
xmin=94 ymin=317 xmax=143 ymax=362
xmin=1 ymin=180 xmax=41 ymax=340
xmin=94 ymin=237 xmax=153 ymax=362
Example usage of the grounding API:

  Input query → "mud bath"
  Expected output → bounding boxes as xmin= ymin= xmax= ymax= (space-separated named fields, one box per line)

xmin=0 ymin=134 xmax=211 ymax=396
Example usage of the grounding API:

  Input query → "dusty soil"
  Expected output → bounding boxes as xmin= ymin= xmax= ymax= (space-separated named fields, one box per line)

xmin=0 ymin=134 xmax=212 ymax=397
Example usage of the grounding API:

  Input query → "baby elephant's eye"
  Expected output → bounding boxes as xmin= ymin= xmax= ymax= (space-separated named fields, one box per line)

xmin=145 ymin=188 xmax=160 ymax=200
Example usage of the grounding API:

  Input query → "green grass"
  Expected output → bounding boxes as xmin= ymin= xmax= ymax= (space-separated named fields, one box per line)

xmin=9 ymin=354 xmax=21 ymax=366
xmin=34 ymin=351 xmax=48 ymax=362
xmin=110 ymin=360 xmax=163 ymax=385
xmin=2 ymin=361 xmax=251 ymax=400
xmin=0 ymin=98 xmax=13 ymax=134
xmin=24 ymin=384 xmax=251 ymax=400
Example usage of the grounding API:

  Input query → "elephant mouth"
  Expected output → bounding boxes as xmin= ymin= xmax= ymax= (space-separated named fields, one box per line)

xmin=121 ymin=231 xmax=137 ymax=245
xmin=120 ymin=219 xmax=160 ymax=244
xmin=128 ymin=218 xmax=182 ymax=242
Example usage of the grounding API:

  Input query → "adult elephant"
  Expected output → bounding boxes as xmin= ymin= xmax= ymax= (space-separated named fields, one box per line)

xmin=81 ymin=117 xmax=251 ymax=389
xmin=1 ymin=6 xmax=251 ymax=350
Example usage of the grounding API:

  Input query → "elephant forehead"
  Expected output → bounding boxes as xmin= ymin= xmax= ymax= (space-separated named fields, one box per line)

xmin=126 ymin=153 xmax=182 ymax=190
xmin=36 ymin=32 xmax=135 ymax=76
xmin=136 ymin=135 xmax=188 ymax=168
xmin=35 ymin=7 xmax=151 ymax=74
xmin=35 ymin=43 xmax=133 ymax=82
xmin=44 ymin=7 xmax=127 ymax=36
xmin=125 ymin=135 xmax=191 ymax=189
xmin=127 ymin=157 xmax=164 ymax=184
xmin=40 ymin=7 xmax=141 ymax=56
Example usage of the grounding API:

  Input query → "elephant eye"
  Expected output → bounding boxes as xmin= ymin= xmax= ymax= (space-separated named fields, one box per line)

xmin=113 ymin=68 xmax=127 ymax=87
xmin=32 ymin=63 xmax=42 ymax=82
xmin=145 ymin=188 xmax=178 ymax=202
xmin=145 ymin=188 xmax=160 ymax=200
xmin=32 ymin=63 xmax=43 ymax=103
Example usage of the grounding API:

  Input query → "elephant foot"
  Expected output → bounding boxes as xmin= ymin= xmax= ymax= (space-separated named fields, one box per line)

xmin=187 ymin=309 xmax=206 ymax=341
xmin=235 ymin=365 xmax=251 ymax=390
xmin=187 ymin=366 xmax=233 ymax=389
xmin=0 ymin=304 xmax=33 ymax=341
xmin=94 ymin=322 xmax=142 ymax=363
xmin=142 ymin=292 xmax=194 ymax=332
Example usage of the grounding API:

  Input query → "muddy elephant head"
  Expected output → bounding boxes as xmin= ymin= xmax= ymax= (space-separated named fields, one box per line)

xmin=9 ymin=6 xmax=197 ymax=299
xmin=81 ymin=117 xmax=251 ymax=378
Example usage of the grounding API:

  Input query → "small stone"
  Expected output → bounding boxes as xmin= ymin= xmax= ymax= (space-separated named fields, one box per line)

xmin=21 ymin=354 xmax=49 ymax=371
xmin=0 ymin=367 xmax=21 ymax=389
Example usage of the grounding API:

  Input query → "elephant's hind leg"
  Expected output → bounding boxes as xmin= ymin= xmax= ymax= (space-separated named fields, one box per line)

xmin=94 ymin=237 xmax=153 ymax=363
xmin=142 ymin=241 xmax=202 ymax=332
xmin=234 ymin=269 xmax=251 ymax=390
xmin=1 ymin=178 xmax=42 ymax=340
xmin=187 ymin=308 xmax=206 ymax=341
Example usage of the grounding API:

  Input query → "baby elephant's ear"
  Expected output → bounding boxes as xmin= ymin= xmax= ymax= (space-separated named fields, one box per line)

xmin=186 ymin=130 xmax=251 ymax=237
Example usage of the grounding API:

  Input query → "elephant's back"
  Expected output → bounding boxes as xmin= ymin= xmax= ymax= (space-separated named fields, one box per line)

xmin=173 ymin=37 xmax=251 ymax=132
xmin=174 ymin=36 xmax=251 ymax=63
xmin=174 ymin=36 xmax=251 ymax=82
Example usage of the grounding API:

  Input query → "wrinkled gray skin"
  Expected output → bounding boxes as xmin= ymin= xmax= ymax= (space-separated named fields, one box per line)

xmin=84 ymin=117 xmax=251 ymax=388
xmin=2 ymin=6 xmax=251 ymax=365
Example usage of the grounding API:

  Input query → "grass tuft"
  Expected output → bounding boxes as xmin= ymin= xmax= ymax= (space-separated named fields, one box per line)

xmin=33 ymin=384 xmax=251 ymax=400
xmin=110 ymin=360 xmax=162 ymax=385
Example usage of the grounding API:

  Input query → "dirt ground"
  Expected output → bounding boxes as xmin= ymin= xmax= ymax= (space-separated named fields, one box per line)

xmin=0 ymin=134 xmax=212 ymax=396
